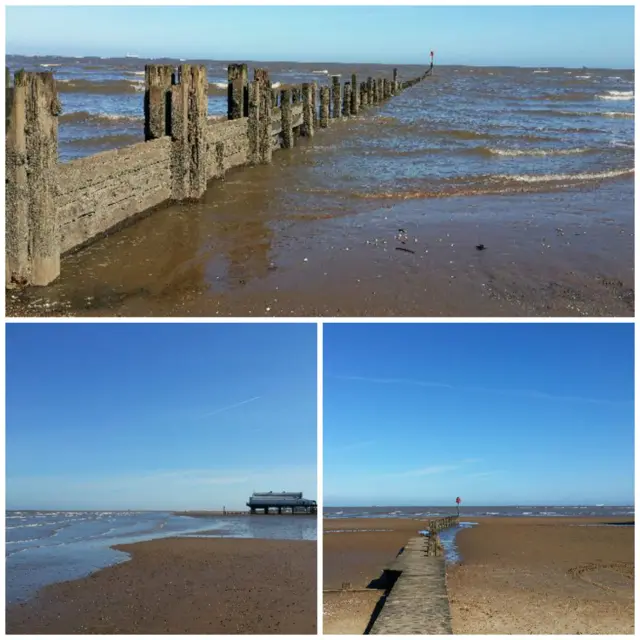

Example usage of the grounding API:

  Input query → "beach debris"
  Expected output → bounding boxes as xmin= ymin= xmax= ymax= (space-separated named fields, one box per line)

xmin=476 ymin=244 xmax=486 ymax=251
xmin=396 ymin=228 xmax=408 ymax=244
xmin=396 ymin=247 xmax=416 ymax=254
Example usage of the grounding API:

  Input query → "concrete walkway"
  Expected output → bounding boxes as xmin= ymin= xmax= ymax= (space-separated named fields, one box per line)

xmin=369 ymin=536 xmax=453 ymax=635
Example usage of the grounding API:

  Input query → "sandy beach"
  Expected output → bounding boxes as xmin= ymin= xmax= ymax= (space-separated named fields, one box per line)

xmin=323 ymin=518 xmax=428 ymax=634
xmin=448 ymin=517 xmax=634 ymax=634
xmin=6 ymin=537 xmax=317 ymax=634
xmin=323 ymin=516 xmax=634 ymax=635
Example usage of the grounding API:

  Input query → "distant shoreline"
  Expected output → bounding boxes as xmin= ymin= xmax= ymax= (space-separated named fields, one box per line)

xmin=175 ymin=510 xmax=317 ymax=518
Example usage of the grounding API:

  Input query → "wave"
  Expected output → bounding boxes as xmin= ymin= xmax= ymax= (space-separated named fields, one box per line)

xmin=60 ymin=111 xmax=142 ymax=125
xmin=497 ymin=168 xmax=633 ymax=183
xmin=482 ymin=147 xmax=592 ymax=157
xmin=575 ymin=75 xmax=591 ymax=79
xmin=533 ymin=92 xmax=594 ymax=102
xmin=533 ymin=70 xmax=549 ymax=74
xmin=67 ymin=133 xmax=142 ymax=148
xmin=57 ymin=78 xmax=145 ymax=94
xmin=40 ymin=63 xmax=62 ymax=68
xmin=598 ymin=91 xmax=634 ymax=101
xmin=432 ymin=129 xmax=556 ymax=142
xmin=350 ymin=168 xmax=633 ymax=200
xmin=525 ymin=108 xmax=633 ymax=119
xmin=311 ymin=70 xmax=328 ymax=74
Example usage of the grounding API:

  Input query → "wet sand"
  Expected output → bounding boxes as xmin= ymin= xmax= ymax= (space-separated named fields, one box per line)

xmin=323 ymin=518 xmax=426 ymax=634
xmin=448 ymin=517 xmax=634 ymax=634
xmin=6 ymin=537 xmax=316 ymax=634
xmin=323 ymin=516 xmax=634 ymax=634
xmin=6 ymin=138 xmax=633 ymax=319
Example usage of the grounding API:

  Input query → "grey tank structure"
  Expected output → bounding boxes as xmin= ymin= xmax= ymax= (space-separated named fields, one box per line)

xmin=247 ymin=491 xmax=317 ymax=514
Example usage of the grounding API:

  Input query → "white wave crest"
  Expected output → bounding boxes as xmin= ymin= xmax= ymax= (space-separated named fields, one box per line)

xmin=533 ymin=70 xmax=549 ymax=74
xmin=489 ymin=147 xmax=590 ymax=157
xmin=598 ymin=90 xmax=634 ymax=101
xmin=499 ymin=168 xmax=634 ymax=183
xmin=575 ymin=75 xmax=591 ymax=79
xmin=311 ymin=69 xmax=328 ymax=74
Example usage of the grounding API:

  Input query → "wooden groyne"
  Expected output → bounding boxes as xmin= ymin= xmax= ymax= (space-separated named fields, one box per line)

xmin=369 ymin=516 xmax=458 ymax=635
xmin=5 ymin=63 xmax=431 ymax=287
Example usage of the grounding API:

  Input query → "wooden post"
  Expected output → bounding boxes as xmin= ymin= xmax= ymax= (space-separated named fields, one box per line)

xmin=331 ymin=75 xmax=341 ymax=119
xmin=320 ymin=85 xmax=330 ymax=128
xmin=292 ymin=86 xmax=301 ymax=104
xmin=342 ymin=81 xmax=351 ymax=117
xmin=281 ymin=88 xmax=293 ymax=149
xmin=254 ymin=68 xmax=272 ymax=164
xmin=248 ymin=80 xmax=261 ymax=165
xmin=311 ymin=81 xmax=318 ymax=128
xmin=393 ymin=68 xmax=398 ymax=94
xmin=227 ymin=63 xmax=248 ymax=120
xmin=6 ymin=71 xmax=61 ymax=286
xmin=351 ymin=73 xmax=358 ymax=115
xmin=302 ymin=83 xmax=314 ymax=138
xmin=367 ymin=77 xmax=374 ymax=105
xmin=144 ymin=64 xmax=173 ymax=140
xmin=170 ymin=64 xmax=208 ymax=200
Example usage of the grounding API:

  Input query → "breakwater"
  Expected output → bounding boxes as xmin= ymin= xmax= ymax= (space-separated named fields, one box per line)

xmin=5 ymin=62 xmax=430 ymax=287
xmin=369 ymin=516 xmax=458 ymax=635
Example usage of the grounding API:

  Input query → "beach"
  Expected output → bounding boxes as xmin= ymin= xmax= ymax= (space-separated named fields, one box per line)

xmin=323 ymin=517 xmax=429 ymax=634
xmin=7 ymin=537 xmax=317 ymax=634
xmin=323 ymin=515 xmax=634 ymax=634
xmin=5 ymin=58 xmax=633 ymax=318
xmin=448 ymin=517 xmax=634 ymax=634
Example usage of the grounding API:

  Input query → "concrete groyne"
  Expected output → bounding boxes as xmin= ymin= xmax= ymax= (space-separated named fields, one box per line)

xmin=5 ymin=63 xmax=431 ymax=287
xmin=369 ymin=516 xmax=458 ymax=635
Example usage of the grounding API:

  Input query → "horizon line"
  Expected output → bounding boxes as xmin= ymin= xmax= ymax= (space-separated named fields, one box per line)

xmin=5 ymin=53 xmax=634 ymax=72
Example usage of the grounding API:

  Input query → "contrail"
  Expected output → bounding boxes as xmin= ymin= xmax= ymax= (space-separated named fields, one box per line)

xmin=203 ymin=396 xmax=262 ymax=417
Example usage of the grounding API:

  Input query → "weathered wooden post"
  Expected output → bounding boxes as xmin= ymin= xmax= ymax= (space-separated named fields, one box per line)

xmin=170 ymin=65 xmax=208 ymax=200
xmin=320 ymin=85 xmax=330 ymax=128
xmin=393 ymin=68 xmax=398 ymax=94
xmin=272 ymin=88 xmax=278 ymax=108
xmin=331 ymin=75 xmax=341 ymax=118
xmin=6 ymin=70 xmax=61 ymax=286
xmin=342 ymin=81 xmax=351 ymax=117
xmin=254 ymin=68 xmax=272 ymax=164
xmin=302 ymin=83 xmax=314 ymax=138
xmin=281 ymin=88 xmax=293 ymax=149
xmin=227 ymin=63 xmax=248 ymax=120
xmin=144 ymin=64 xmax=173 ymax=140
xmin=248 ymin=79 xmax=261 ymax=165
xmin=351 ymin=73 xmax=359 ymax=115
xmin=311 ymin=81 xmax=318 ymax=128
xmin=377 ymin=78 xmax=383 ymax=102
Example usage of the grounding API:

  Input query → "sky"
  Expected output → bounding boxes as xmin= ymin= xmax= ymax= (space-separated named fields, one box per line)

xmin=5 ymin=6 xmax=634 ymax=68
xmin=6 ymin=323 xmax=317 ymax=511
xmin=324 ymin=323 xmax=634 ymax=507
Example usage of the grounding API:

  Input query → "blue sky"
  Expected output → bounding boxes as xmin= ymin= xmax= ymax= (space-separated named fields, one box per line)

xmin=6 ymin=323 xmax=317 ymax=510
xmin=324 ymin=323 xmax=634 ymax=506
xmin=6 ymin=6 xmax=634 ymax=68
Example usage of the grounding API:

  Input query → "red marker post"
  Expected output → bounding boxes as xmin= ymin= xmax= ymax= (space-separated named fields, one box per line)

xmin=456 ymin=496 xmax=461 ymax=517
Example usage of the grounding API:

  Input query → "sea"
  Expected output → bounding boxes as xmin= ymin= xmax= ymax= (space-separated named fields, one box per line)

xmin=5 ymin=56 xmax=634 ymax=316
xmin=323 ymin=505 xmax=635 ymax=518
xmin=6 ymin=510 xmax=316 ymax=604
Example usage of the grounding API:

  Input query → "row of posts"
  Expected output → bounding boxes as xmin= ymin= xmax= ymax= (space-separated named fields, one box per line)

xmin=6 ymin=62 xmax=429 ymax=286
xmin=422 ymin=515 xmax=459 ymax=556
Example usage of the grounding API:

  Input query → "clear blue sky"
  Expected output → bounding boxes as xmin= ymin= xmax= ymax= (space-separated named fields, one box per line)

xmin=324 ymin=323 xmax=634 ymax=507
xmin=5 ymin=6 xmax=634 ymax=68
xmin=6 ymin=323 xmax=317 ymax=510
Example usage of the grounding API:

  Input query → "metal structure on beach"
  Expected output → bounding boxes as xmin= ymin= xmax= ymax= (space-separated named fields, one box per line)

xmin=247 ymin=491 xmax=317 ymax=515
